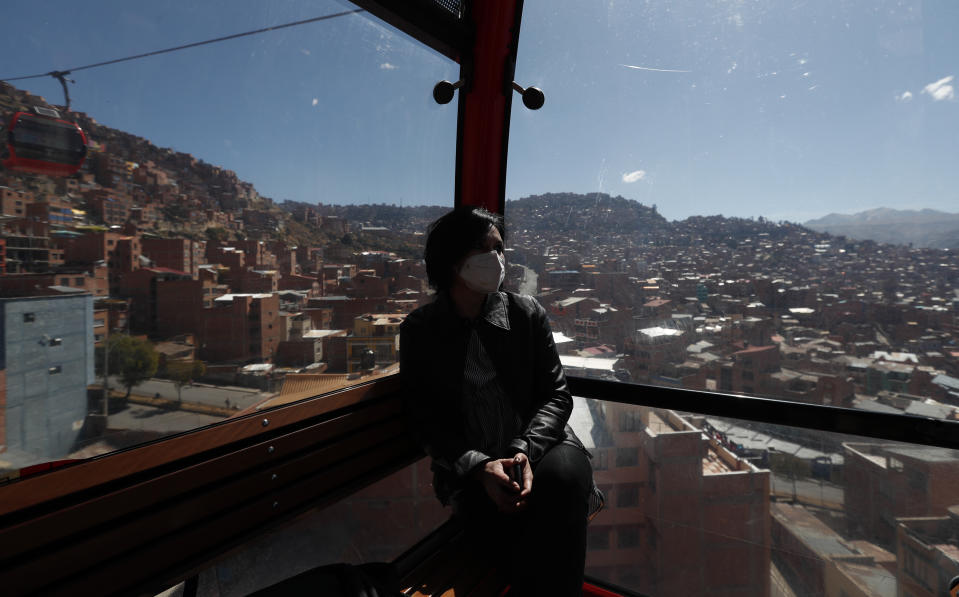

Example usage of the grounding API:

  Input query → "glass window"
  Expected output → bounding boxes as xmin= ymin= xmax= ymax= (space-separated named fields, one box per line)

xmin=0 ymin=0 xmax=456 ymax=475
xmin=616 ymin=524 xmax=641 ymax=549
xmin=591 ymin=448 xmax=608 ymax=471
xmin=587 ymin=525 xmax=611 ymax=551
xmin=615 ymin=446 xmax=638 ymax=467
xmin=616 ymin=483 xmax=640 ymax=508
xmin=507 ymin=0 xmax=959 ymax=422
xmin=619 ymin=410 xmax=642 ymax=432
xmin=572 ymin=396 xmax=959 ymax=596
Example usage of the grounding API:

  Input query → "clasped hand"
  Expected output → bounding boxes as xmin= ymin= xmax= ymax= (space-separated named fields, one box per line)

xmin=473 ymin=453 xmax=532 ymax=513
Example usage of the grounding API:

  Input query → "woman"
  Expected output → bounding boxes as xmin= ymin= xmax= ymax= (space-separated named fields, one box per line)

xmin=400 ymin=207 xmax=600 ymax=596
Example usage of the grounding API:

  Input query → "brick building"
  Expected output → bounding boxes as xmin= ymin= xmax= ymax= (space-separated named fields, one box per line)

xmin=584 ymin=402 xmax=771 ymax=595
xmin=896 ymin=508 xmax=959 ymax=597
xmin=346 ymin=313 xmax=405 ymax=373
xmin=26 ymin=195 xmax=75 ymax=227
xmin=773 ymin=502 xmax=895 ymax=597
xmin=197 ymin=293 xmax=280 ymax=363
xmin=1 ymin=265 xmax=108 ymax=298
xmin=0 ymin=186 xmax=33 ymax=217
xmin=843 ymin=443 xmax=959 ymax=546
xmin=62 ymin=231 xmax=141 ymax=294
xmin=83 ymin=190 xmax=133 ymax=226
xmin=140 ymin=237 xmax=206 ymax=278
xmin=118 ymin=267 xmax=201 ymax=337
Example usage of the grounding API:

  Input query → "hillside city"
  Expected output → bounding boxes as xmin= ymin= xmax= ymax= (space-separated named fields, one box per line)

xmin=2 ymin=81 xmax=959 ymax=596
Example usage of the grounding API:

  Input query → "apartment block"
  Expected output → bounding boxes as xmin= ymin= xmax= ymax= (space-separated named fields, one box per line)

xmin=62 ymin=231 xmax=142 ymax=294
xmin=346 ymin=313 xmax=405 ymax=373
xmin=140 ymin=238 xmax=206 ymax=277
xmin=3 ymin=218 xmax=54 ymax=274
xmin=0 ymin=186 xmax=33 ymax=217
xmin=844 ymin=443 xmax=959 ymax=546
xmin=896 ymin=508 xmax=959 ymax=597
xmin=0 ymin=290 xmax=94 ymax=460
xmin=197 ymin=294 xmax=280 ymax=363
xmin=118 ymin=268 xmax=201 ymax=336
xmin=773 ymin=502 xmax=896 ymax=597
xmin=585 ymin=402 xmax=771 ymax=596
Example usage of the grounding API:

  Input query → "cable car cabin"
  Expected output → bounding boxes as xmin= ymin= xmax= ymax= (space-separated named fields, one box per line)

xmin=2 ymin=109 xmax=88 ymax=177
xmin=4 ymin=2 xmax=959 ymax=597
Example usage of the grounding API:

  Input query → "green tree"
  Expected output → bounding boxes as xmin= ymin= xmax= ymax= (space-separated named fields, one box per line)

xmin=205 ymin=226 xmax=231 ymax=243
xmin=107 ymin=336 xmax=159 ymax=398
xmin=166 ymin=360 xmax=207 ymax=402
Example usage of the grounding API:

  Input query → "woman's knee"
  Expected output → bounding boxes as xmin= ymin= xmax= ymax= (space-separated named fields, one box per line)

xmin=533 ymin=443 xmax=591 ymax=496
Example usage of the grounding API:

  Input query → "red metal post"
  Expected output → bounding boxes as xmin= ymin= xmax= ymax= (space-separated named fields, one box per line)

xmin=455 ymin=0 xmax=523 ymax=215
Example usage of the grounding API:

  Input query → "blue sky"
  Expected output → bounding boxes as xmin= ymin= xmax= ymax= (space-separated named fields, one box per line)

xmin=2 ymin=0 xmax=956 ymax=222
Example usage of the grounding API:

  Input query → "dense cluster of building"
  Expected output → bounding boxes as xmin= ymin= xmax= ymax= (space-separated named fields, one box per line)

xmin=2 ymin=84 xmax=958 ymax=593
xmin=0 ymin=83 xmax=433 ymax=465
xmin=507 ymin=202 xmax=959 ymax=415
xmin=500 ymin=198 xmax=959 ymax=594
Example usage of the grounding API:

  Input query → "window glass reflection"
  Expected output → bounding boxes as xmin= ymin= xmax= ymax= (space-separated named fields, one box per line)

xmin=572 ymin=396 xmax=959 ymax=596
xmin=0 ymin=1 xmax=456 ymax=476
xmin=505 ymin=0 xmax=959 ymax=430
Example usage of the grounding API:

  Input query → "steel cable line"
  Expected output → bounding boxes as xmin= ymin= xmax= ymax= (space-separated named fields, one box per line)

xmin=0 ymin=8 xmax=365 ymax=82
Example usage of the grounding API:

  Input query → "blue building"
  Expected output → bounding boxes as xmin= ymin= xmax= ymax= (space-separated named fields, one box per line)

xmin=1 ymin=290 xmax=94 ymax=463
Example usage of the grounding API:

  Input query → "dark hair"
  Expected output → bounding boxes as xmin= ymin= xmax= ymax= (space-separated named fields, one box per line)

xmin=424 ymin=207 xmax=505 ymax=291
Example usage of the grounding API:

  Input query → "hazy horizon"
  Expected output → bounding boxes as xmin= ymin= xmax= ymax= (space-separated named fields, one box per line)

xmin=2 ymin=0 xmax=956 ymax=223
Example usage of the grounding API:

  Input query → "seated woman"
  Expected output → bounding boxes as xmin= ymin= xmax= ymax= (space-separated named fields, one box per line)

xmin=400 ymin=207 xmax=601 ymax=596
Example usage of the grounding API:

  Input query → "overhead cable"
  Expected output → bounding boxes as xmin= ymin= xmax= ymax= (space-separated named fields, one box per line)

xmin=0 ymin=8 xmax=365 ymax=82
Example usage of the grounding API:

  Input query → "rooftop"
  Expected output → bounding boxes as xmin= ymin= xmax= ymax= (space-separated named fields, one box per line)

xmin=884 ymin=445 xmax=959 ymax=464
xmin=559 ymin=355 xmax=617 ymax=372
xmin=832 ymin=560 xmax=896 ymax=597
xmin=214 ymin=293 xmax=274 ymax=302
xmin=772 ymin=503 xmax=859 ymax=557
xmin=638 ymin=326 xmax=683 ymax=339
xmin=356 ymin=313 xmax=407 ymax=325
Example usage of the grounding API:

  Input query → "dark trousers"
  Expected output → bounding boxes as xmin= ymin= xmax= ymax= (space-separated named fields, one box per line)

xmin=455 ymin=442 xmax=592 ymax=597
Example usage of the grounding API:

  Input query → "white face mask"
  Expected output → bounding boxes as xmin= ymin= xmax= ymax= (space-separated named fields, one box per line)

xmin=458 ymin=250 xmax=505 ymax=294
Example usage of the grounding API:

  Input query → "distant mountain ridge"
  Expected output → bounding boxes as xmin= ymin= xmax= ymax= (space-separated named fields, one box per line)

xmin=506 ymin=192 xmax=817 ymax=245
xmin=507 ymin=192 xmax=667 ymax=235
xmin=805 ymin=208 xmax=959 ymax=248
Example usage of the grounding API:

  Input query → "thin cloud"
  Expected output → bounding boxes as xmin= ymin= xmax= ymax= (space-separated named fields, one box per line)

xmin=922 ymin=75 xmax=954 ymax=101
xmin=895 ymin=91 xmax=913 ymax=103
xmin=621 ymin=64 xmax=691 ymax=74
xmin=622 ymin=170 xmax=646 ymax=183
xmin=379 ymin=62 xmax=397 ymax=70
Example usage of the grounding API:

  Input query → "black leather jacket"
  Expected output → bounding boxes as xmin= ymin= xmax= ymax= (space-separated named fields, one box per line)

xmin=399 ymin=290 xmax=587 ymax=506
